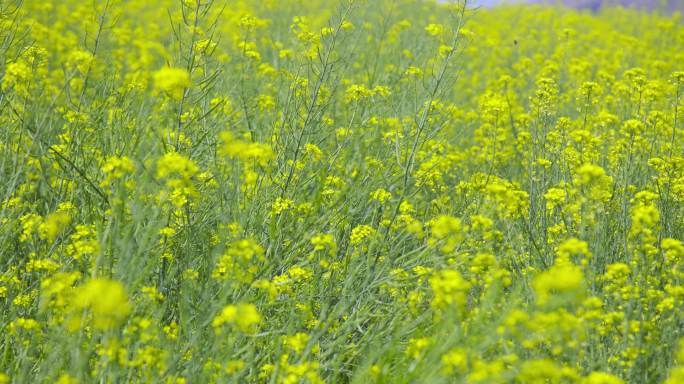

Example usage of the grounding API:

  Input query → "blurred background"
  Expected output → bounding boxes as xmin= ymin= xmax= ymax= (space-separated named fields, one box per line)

xmin=469 ymin=0 xmax=684 ymax=11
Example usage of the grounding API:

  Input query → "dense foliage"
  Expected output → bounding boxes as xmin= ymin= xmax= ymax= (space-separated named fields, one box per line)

xmin=1 ymin=0 xmax=684 ymax=382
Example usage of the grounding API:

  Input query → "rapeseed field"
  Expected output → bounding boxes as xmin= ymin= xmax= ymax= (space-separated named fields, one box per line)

xmin=1 ymin=0 xmax=684 ymax=382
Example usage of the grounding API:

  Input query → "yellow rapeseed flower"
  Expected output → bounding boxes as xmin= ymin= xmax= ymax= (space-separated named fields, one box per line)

xmin=68 ymin=278 xmax=131 ymax=331
xmin=153 ymin=67 xmax=191 ymax=100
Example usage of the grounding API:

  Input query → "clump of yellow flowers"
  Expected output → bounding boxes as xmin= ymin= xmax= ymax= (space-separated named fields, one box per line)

xmin=153 ymin=67 xmax=191 ymax=100
xmin=2 ymin=0 xmax=684 ymax=382
xmin=67 ymin=278 xmax=131 ymax=331
xmin=212 ymin=302 xmax=262 ymax=334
